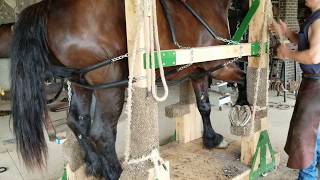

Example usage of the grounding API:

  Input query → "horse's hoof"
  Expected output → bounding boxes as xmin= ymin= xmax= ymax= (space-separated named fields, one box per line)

xmin=215 ymin=139 xmax=229 ymax=149
xmin=85 ymin=159 xmax=103 ymax=177
xmin=203 ymin=133 xmax=224 ymax=149
xmin=104 ymin=167 xmax=123 ymax=180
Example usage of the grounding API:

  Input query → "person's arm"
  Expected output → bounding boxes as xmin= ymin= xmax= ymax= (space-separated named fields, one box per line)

xmin=270 ymin=19 xmax=299 ymax=44
xmin=285 ymin=27 xmax=299 ymax=45
xmin=277 ymin=20 xmax=320 ymax=64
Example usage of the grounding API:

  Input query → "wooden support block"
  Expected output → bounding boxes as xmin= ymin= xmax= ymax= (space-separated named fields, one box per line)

xmin=175 ymin=103 xmax=202 ymax=144
xmin=242 ymin=0 xmax=273 ymax=166
xmin=166 ymin=81 xmax=203 ymax=144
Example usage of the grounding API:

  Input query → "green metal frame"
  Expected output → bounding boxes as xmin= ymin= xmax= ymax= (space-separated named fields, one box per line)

xmin=249 ymin=130 xmax=276 ymax=180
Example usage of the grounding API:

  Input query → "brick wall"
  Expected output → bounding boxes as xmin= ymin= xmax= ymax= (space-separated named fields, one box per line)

xmin=276 ymin=0 xmax=301 ymax=82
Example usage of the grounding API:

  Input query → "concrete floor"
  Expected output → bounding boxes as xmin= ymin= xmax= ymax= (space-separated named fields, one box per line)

xmin=0 ymin=86 xmax=300 ymax=180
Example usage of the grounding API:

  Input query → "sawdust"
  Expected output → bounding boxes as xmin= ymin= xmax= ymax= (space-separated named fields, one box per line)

xmin=161 ymin=139 xmax=248 ymax=180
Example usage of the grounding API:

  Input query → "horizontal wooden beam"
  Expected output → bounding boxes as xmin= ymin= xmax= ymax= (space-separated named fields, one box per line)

xmin=144 ymin=42 xmax=264 ymax=69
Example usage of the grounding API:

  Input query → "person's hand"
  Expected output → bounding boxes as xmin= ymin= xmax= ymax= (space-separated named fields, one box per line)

xmin=269 ymin=19 xmax=288 ymax=37
xmin=276 ymin=44 xmax=291 ymax=60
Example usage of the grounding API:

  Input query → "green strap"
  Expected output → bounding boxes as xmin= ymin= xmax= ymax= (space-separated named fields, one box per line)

xmin=232 ymin=0 xmax=261 ymax=42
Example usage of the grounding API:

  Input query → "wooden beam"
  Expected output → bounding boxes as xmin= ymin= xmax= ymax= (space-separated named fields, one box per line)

xmin=122 ymin=0 xmax=169 ymax=179
xmin=147 ymin=43 xmax=260 ymax=68
xmin=241 ymin=0 xmax=272 ymax=166
xmin=174 ymin=43 xmax=254 ymax=65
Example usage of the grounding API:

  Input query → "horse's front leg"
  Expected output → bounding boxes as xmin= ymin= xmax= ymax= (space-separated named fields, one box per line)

xmin=191 ymin=75 xmax=228 ymax=149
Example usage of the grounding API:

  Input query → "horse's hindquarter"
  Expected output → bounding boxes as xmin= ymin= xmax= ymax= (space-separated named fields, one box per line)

xmin=46 ymin=0 xmax=231 ymax=84
xmin=47 ymin=0 xmax=128 ymax=85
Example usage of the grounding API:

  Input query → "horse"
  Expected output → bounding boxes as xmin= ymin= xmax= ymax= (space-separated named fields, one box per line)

xmin=0 ymin=23 xmax=13 ymax=58
xmin=11 ymin=0 xmax=248 ymax=179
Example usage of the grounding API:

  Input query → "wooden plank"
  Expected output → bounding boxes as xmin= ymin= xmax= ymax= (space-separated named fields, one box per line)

xmin=123 ymin=0 xmax=169 ymax=179
xmin=175 ymin=43 xmax=252 ymax=65
xmin=247 ymin=0 xmax=270 ymax=69
xmin=149 ymin=43 xmax=255 ymax=68
xmin=125 ymin=0 xmax=147 ymax=89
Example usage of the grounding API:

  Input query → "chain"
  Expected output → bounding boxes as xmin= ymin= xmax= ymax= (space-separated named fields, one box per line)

xmin=177 ymin=48 xmax=194 ymax=71
xmin=216 ymin=36 xmax=240 ymax=45
xmin=67 ymin=81 xmax=72 ymax=108
xmin=110 ymin=53 xmax=128 ymax=63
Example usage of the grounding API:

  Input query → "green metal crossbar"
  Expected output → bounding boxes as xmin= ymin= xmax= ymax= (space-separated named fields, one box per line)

xmin=249 ymin=130 xmax=276 ymax=180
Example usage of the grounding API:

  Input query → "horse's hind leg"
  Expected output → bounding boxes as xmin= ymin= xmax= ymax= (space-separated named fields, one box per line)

xmin=67 ymin=86 xmax=103 ymax=177
xmin=90 ymin=88 xmax=124 ymax=180
xmin=191 ymin=75 xmax=226 ymax=149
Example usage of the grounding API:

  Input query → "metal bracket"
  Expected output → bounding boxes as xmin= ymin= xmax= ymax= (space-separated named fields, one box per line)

xmin=144 ymin=51 xmax=177 ymax=69
xmin=249 ymin=130 xmax=276 ymax=180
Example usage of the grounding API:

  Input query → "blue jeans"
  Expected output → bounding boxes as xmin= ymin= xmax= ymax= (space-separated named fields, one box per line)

xmin=298 ymin=129 xmax=320 ymax=180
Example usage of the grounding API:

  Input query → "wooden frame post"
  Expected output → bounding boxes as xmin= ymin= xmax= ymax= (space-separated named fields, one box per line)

xmin=241 ymin=0 xmax=280 ymax=168
xmin=122 ymin=0 xmax=169 ymax=179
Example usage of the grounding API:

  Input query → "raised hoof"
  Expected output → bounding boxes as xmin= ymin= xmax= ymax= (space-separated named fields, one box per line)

xmin=104 ymin=167 xmax=123 ymax=180
xmin=203 ymin=133 xmax=226 ymax=149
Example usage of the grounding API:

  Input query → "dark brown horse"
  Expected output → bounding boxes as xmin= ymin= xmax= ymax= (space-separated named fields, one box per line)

xmin=0 ymin=23 xmax=13 ymax=58
xmin=11 ymin=0 xmax=248 ymax=179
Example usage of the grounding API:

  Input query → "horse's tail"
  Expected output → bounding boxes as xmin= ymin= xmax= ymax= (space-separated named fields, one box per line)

xmin=11 ymin=1 xmax=50 ymax=169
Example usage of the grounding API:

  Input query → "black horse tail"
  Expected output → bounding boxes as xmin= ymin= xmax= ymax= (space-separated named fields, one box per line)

xmin=11 ymin=1 xmax=50 ymax=169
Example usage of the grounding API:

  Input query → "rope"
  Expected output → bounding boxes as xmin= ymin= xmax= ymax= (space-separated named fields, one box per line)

xmin=123 ymin=20 xmax=142 ymax=163
xmin=151 ymin=0 xmax=169 ymax=102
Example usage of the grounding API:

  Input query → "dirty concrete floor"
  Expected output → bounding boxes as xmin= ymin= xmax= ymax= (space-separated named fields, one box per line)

xmin=0 ymin=86 xmax=300 ymax=180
